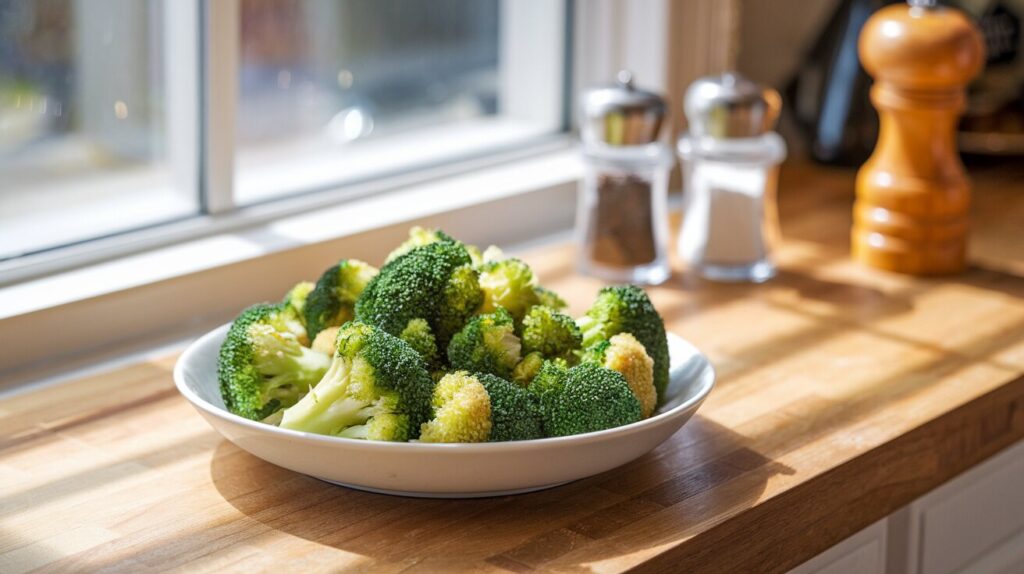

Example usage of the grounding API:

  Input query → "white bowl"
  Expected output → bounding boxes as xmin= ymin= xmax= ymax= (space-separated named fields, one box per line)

xmin=174 ymin=324 xmax=715 ymax=498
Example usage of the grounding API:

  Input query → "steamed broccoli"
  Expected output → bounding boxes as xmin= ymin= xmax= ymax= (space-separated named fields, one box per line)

xmin=535 ymin=363 xmax=642 ymax=437
xmin=419 ymin=371 xmax=544 ymax=442
xmin=577 ymin=285 xmax=669 ymax=404
xmin=400 ymin=318 xmax=440 ymax=368
xmin=384 ymin=227 xmax=454 ymax=263
xmin=447 ymin=308 xmax=522 ymax=379
xmin=581 ymin=333 xmax=657 ymax=418
xmin=279 ymin=322 xmax=434 ymax=441
xmin=355 ymin=240 xmax=482 ymax=349
xmin=218 ymin=303 xmax=332 ymax=421
xmin=511 ymin=351 xmax=545 ymax=387
xmin=304 ymin=259 xmax=378 ymax=340
xmin=521 ymin=305 xmax=582 ymax=360
xmin=533 ymin=285 xmax=568 ymax=311
xmin=477 ymin=258 xmax=540 ymax=323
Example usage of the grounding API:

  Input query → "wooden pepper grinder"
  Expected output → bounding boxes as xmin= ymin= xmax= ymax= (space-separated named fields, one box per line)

xmin=853 ymin=0 xmax=984 ymax=275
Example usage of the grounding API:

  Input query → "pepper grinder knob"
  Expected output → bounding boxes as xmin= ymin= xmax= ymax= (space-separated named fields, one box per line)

xmin=852 ymin=0 xmax=985 ymax=275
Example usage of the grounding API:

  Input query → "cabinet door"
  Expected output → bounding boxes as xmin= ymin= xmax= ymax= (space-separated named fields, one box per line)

xmin=789 ymin=520 xmax=888 ymax=574
xmin=888 ymin=440 xmax=1024 ymax=574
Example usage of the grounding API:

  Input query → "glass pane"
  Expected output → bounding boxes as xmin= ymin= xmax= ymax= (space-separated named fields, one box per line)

xmin=235 ymin=0 xmax=565 ymax=204
xmin=0 ymin=0 xmax=198 ymax=260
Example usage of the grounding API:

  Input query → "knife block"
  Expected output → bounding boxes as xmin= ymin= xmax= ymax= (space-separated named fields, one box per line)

xmin=852 ymin=3 xmax=984 ymax=275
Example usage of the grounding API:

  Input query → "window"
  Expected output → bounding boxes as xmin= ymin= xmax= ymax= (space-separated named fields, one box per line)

xmin=0 ymin=0 xmax=568 ymax=267
xmin=0 ymin=0 xmax=199 ymax=261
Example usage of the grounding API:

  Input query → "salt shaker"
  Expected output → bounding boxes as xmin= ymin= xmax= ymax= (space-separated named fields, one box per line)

xmin=577 ymin=71 xmax=674 ymax=285
xmin=677 ymin=73 xmax=786 ymax=283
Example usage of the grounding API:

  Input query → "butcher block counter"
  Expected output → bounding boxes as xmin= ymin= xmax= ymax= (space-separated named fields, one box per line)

xmin=3 ymin=161 xmax=1024 ymax=573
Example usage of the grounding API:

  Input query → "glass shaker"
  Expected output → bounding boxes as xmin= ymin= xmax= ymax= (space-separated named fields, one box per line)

xmin=677 ymin=73 xmax=786 ymax=283
xmin=576 ymin=71 xmax=674 ymax=285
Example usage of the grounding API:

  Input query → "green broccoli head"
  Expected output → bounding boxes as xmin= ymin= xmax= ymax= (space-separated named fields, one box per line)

xmin=580 ymin=333 xmax=657 ymax=419
xmin=384 ymin=226 xmax=456 ymax=264
xmin=447 ymin=308 xmax=522 ymax=379
xmin=419 ymin=371 xmax=543 ymax=442
xmin=521 ymin=305 xmax=582 ymax=359
xmin=304 ymin=259 xmax=378 ymax=340
xmin=577 ymin=285 xmax=669 ymax=404
xmin=400 ymin=318 xmax=439 ymax=369
xmin=526 ymin=358 xmax=570 ymax=407
xmin=539 ymin=363 xmax=642 ymax=437
xmin=533 ymin=285 xmax=568 ymax=311
xmin=511 ymin=351 xmax=545 ymax=387
xmin=477 ymin=258 xmax=540 ymax=323
xmin=279 ymin=321 xmax=434 ymax=441
xmin=355 ymin=240 xmax=482 ymax=348
xmin=218 ymin=303 xmax=332 ymax=421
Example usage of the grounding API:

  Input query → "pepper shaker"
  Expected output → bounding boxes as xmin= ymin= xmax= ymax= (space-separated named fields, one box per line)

xmin=576 ymin=71 xmax=674 ymax=285
xmin=677 ymin=73 xmax=787 ymax=283
xmin=853 ymin=0 xmax=984 ymax=275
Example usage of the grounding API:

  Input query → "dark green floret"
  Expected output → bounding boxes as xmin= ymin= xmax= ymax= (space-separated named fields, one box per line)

xmin=476 ymin=373 xmax=544 ymax=441
xmin=218 ymin=303 xmax=332 ymax=421
xmin=541 ymin=363 xmax=642 ymax=437
xmin=304 ymin=259 xmax=378 ymax=340
xmin=279 ymin=322 xmax=434 ymax=441
xmin=355 ymin=240 xmax=482 ymax=349
xmin=577 ymin=285 xmax=670 ymax=404
xmin=447 ymin=308 xmax=522 ymax=380
xmin=521 ymin=305 xmax=582 ymax=360
xmin=400 ymin=318 xmax=439 ymax=369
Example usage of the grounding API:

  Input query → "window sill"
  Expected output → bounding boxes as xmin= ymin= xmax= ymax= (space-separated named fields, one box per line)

xmin=0 ymin=148 xmax=583 ymax=387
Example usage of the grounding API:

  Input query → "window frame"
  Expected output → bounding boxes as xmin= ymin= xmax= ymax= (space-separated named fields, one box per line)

xmin=0 ymin=0 xmax=694 ymax=388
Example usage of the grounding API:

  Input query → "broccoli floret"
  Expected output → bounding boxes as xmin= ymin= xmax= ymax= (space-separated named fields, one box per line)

xmin=581 ymin=333 xmax=657 ymax=418
xmin=511 ymin=351 xmax=545 ymax=387
xmin=477 ymin=258 xmax=540 ymax=323
xmin=218 ymin=303 xmax=332 ymax=421
xmin=279 ymin=322 xmax=434 ymax=441
xmin=577 ymin=285 xmax=669 ymax=404
xmin=384 ymin=226 xmax=455 ymax=263
xmin=533 ymin=285 xmax=568 ymax=311
xmin=400 ymin=318 xmax=439 ymax=368
xmin=447 ymin=308 xmax=522 ymax=379
xmin=419 ymin=371 xmax=543 ymax=442
xmin=355 ymin=240 xmax=482 ymax=349
xmin=521 ymin=305 xmax=582 ymax=360
xmin=539 ymin=363 xmax=642 ymax=437
xmin=304 ymin=259 xmax=378 ymax=340
xmin=526 ymin=358 xmax=569 ymax=410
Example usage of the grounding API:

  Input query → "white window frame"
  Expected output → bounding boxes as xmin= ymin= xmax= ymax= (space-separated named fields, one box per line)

xmin=0 ymin=0 xmax=717 ymax=390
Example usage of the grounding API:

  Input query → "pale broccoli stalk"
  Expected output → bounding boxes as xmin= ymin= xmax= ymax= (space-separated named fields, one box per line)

xmin=279 ymin=322 xmax=433 ymax=441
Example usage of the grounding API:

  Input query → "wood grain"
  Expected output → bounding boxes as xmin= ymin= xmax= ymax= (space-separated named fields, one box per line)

xmin=2 ymin=160 xmax=1024 ymax=573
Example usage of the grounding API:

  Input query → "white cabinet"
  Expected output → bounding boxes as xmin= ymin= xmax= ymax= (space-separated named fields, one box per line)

xmin=790 ymin=440 xmax=1024 ymax=574
xmin=789 ymin=520 xmax=888 ymax=574
xmin=889 ymin=440 xmax=1024 ymax=574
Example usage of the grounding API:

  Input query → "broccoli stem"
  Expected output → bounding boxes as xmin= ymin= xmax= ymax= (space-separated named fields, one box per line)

xmin=279 ymin=359 xmax=374 ymax=435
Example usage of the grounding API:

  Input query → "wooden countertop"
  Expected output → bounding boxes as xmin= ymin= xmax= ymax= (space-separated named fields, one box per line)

xmin=3 ymin=161 xmax=1024 ymax=573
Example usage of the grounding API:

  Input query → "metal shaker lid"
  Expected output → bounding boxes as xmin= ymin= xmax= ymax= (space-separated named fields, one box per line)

xmin=581 ymin=70 xmax=667 ymax=146
xmin=684 ymin=72 xmax=781 ymax=139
